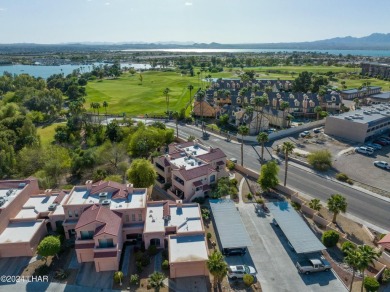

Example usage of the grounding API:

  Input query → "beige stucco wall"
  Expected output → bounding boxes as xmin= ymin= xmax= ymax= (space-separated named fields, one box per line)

xmin=324 ymin=117 xmax=368 ymax=143
xmin=143 ymin=232 xmax=165 ymax=249
xmin=170 ymin=261 xmax=209 ymax=278
xmin=95 ymin=256 xmax=119 ymax=272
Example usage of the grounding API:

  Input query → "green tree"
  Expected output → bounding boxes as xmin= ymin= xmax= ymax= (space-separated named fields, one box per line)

xmin=163 ymin=87 xmax=171 ymax=116
xmin=148 ymin=271 xmax=165 ymax=292
xmin=327 ymin=194 xmax=347 ymax=223
xmin=113 ymin=271 xmax=124 ymax=285
xmin=172 ymin=111 xmax=180 ymax=138
xmin=37 ymin=235 xmax=61 ymax=263
xmin=254 ymin=95 xmax=268 ymax=132
xmin=105 ymin=120 xmax=124 ymax=143
xmin=219 ymin=114 xmax=229 ymax=126
xmin=238 ymin=125 xmax=249 ymax=166
xmin=126 ymin=159 xmax=157 ymax=188
xmin=344 ymin=248 xmax=362 ymax=292
xmin=314 ymin=106 xmax=323 ymax=121
xmin=308 ymin=198 xmax=322 ymax=211
xmin=103 ymin=100 xmax=108 ymax=118
xmin=307 ymin=150 xmax=332 ymax=171
xmin=197 ymin=90 xmax=206 ymax=124
xmin=139 ymin=73 xmax=143 ymax=85
xmin=281 ymin=141 xmax=295 ymax=186
xmin=322 ymin=230 xmax=339 ymax=247
xmin=187 ymin=84 xmax=194 ymax=111
xmin=292 ymin=71 xmax=312 ymax=93
xmin=256 ymin=132 xmax=269 ymax=164
xmin=207 ymin=251 xmax=228 ymax=288
xmin=279 ymin=101 xmax=290 ymax=128
xmin=258 ymin=161 xmax=279 ymax=192
xmin=358 ymin=245 xmax=381 ymax=292
xmin=363 ymin=276 xmax=380 ymax=292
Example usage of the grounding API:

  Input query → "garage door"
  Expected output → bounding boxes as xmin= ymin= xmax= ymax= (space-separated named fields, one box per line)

xmin=95 ymin=259 xmax=117 ymax=272
xmin=79 ymin=250 xmax=94 ymax=262
xmin=171 ymin=262 xmax=206 ymax=278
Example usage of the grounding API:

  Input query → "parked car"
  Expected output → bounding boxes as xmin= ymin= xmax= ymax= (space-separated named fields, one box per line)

xmin=366 ymin=143 xmax=382 ymax=150
xmin=374 ymin=161 xmax=390 ymax=170
xmin=300 ymin=131 xmax=310 ymax=137
xmin=373 ymin=140 xmax=387 ymax=146
xmin=296 ymin=258 xmax=331 ymax=274
xmin=313 ymin=128 xmax=321 ymax=134
xmin=355 ymin=146 xmax=374 ymax=155
xmin=380 ymin=136 xmax=390 ymax=142
xmin=223 ymin=248 xmax=246 ymax=256
xmin=377 ymin=138 xmax=390 ymax=145
xmin=227 ymin=265 xmax=257 ymax=280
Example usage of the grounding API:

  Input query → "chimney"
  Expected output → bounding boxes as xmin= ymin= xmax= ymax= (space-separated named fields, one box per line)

xmin=86 ymin=180 xmax=93 ymax=190
xmin=127 ymin=183 xmax=133 ymax=194
xmin=44 ymin=189 xmax=52 ymax=195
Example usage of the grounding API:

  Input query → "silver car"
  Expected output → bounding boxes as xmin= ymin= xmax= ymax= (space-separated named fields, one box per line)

xmin=227 ymin=265 xmax=257 ymax=280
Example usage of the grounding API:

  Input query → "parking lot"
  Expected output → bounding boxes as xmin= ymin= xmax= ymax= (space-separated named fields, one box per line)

xmin=227 ymin=203 xmax=346 ymax=292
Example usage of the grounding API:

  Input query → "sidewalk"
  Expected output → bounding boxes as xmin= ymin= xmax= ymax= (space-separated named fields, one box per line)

xmin=184 ymin=124 xmax=241 ymax=145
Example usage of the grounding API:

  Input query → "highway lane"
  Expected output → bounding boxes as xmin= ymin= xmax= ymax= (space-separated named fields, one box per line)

xmin=170 ymin=123 xmax=390 ymax=230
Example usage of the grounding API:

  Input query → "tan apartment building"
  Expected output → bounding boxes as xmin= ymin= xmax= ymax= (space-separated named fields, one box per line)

xmin=153 ymin=141 xmax=228 ymax=202
xmin=324 ymin=105 xmax=390 ymax=142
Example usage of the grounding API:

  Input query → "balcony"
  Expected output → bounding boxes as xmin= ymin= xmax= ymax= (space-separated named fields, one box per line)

xmin=169 ymin=187 xmax=184 ymax=200
xmin=174 ymin=176 xmax=184 ymax=186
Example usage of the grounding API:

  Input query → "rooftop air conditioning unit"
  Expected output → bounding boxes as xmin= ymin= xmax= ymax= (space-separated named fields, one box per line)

xmin=48 ymin=204 xmax=57 ymax=211
xmin=101 ymin=199 xmax=111 ymax=206
xmin=0 ymin=197 xmax=5 ymax=207
xmin=99 ymin=193 xmax=108 ymax=198
xmin=18 ymin=183 xmax=26 ymax=189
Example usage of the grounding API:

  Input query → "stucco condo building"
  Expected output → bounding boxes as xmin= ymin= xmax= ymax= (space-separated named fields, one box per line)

xmin=324 ymin=105 xmax=390 ymax=142
xmin=0 ymin=179 xmax=209 ymax=277
xmin=153 ymin=141 xmax=227 ymax=202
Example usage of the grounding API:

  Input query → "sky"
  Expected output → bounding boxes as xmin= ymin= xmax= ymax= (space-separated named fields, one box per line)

xmin=0 ymin=0 xmax=390 ymax=44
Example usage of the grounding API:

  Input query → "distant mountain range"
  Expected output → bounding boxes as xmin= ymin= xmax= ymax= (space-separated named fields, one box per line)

xmin=1 ymin=33 xmax=390 ymax=52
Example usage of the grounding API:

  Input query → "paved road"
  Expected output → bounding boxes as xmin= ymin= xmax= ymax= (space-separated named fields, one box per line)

xmin=226 ymin=203 xmax=346 ymax=292
xmin=168 ymin=122 xmax=390 ymax=231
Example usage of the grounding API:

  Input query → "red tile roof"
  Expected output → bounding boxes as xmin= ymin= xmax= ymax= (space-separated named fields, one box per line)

xmin=75 ymin=205 xmax=122 ymax=237
xmin=75 ymin=242 xmax=95 ymax=249
xmin=174 ymin=141 xmax=195 ymax=150
xmin=177 ymin=164 xmax=215 ymax=181
xmin=216 ymin=161 xmax=225 ymax=166
xmin=202 ymin=184 xmax=211 ymax=191
xmin=163 ymin=158 xmax=171 ymax=167
xmin=196 ymin=148 xmax=226 ymax=162
xmin=90 ymin=180 xmax=130 ymax=200
xmin=193 ymin=180 xmax=202 ymax=187
xmin=94 ymin=251 xmax=117 ymax=258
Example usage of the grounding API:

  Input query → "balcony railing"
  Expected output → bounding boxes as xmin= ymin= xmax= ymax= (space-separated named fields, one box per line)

xmin=174 ymin=176 xmax=184 ymax=186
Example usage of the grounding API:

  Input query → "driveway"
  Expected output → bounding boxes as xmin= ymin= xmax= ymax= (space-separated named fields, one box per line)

xmin=76 ymin=262 xmax=114 ymax=289
xmin=231 ymin=203 xmax=346 ymax=292
xmin=0 ymin=257 xmax=31 ymax=277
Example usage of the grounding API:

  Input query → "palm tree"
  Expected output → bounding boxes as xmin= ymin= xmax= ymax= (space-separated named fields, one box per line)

xmin=327 ymin=194 xmax=347 ymax=223
xmin=207 ymin=251 xmax=227 ymax=289
xmin=238 ymin=125 xmax=249 ymax=166
xmin=197 ymin=90 xmax=206 ymax=128
xmin=96 ymin=102 xmax=101 ymax=116
xmin=257 ymin=132 xmax=269 ymax=164
xmin=308 ymin=198 xmax=322 ymax=211
xmin=357 ymin=245 xmax=381 ymax=292
xmin=103 ymin=101 xmax=108 ymax=123
xmin=187 ymin=84 xmax=194 ymax=111
xmin=279 ymin=101 xmax=290 ymax=129
xmin=163 ymin=88 xmax=171 ymax=116
xmin=254 ymin=94 xmax=268 ymax=132
xmin=314 ymin=106 xmax=323 ymax=121
xmin=353 ymin=98 xmax=359 ymax=109
xmin=172 ymin=111 xmax=180 ymax=138
xmin=281 ymin=141 xmax=295 ymax=186
xmin=90 ymin=102 xmax=96 ymax=114
xmin=148 ymin=271 xmax=165 ymax=292
xmin=344 ymin=249 xmax=362 ymax=292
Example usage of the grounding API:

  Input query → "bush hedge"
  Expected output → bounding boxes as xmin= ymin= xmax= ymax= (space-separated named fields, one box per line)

xmin=322 ymin=230 xmax=339 ymax=247
xmin=363 ymin=276 xmax=380 ymax=292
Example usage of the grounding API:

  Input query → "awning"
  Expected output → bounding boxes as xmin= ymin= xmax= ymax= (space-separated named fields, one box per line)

xmin=267 ymin=201 xmax=326 ymax=254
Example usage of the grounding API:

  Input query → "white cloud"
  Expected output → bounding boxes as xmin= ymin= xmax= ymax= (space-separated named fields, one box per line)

xmin=185 ymin=2 xmax=192 ymax=6
xmin=105 ymin=2 xmax=110 ymax=5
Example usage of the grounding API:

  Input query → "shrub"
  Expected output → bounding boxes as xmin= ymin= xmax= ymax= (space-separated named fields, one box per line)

xmin=148 ymin=245 xmax=158 ymax=256
xmin=113 ymin=271 xmax=124 ymax=284
xmin=37 ymin=235 xmax=61 ymax=259
xmin=192 ymin=197 xmax=205 ymax=204
xmin=201 ymin=208 xmax=210 ymax=220
xmin=243 ymin=274 xmax=254 ymax=287
xmin=291 ymin=201 xmax=301 ymax=211
xmin=130 ymin=274 xmax=139 ymax=285
xmin=135 ymin=251 xmax=144 ymax=262
xmin=162 ymin=260 xmax=169 ymax=270
xmin=381 ymin=268 xmax=390 ymax=283
xmin=54 ymin=269 xmax=69 ymax=280
xmin=136 ymin=261 xmax=143 ymax=273
xmin=207 ymin=232 xmax=212 ymax=240
xmin=346 ymin=179 xmax=354 ymax=185
xmin=322 ymin=230 xmax=339 ymax=247
xmin=230 ymin=178 xmax=238 ymax=186
xmin=34 ymin=264 xmax=49 ymax=276
xmin=341 ymin=241 xmax=356 ymax=255
xmin=307 ymin=150 xmax=332 ymax=171
xmin=336 ymin=173 xmax=349 ymax=182
xmin=256 ymin=198 xmax=264 ymax=205
xmin=226 ymin=160 xmax=235 ymax=171
xmin=247 ymin=193 xmax=253 ymax=200
xmin=363 ymin=276 xmax=380 ymax=292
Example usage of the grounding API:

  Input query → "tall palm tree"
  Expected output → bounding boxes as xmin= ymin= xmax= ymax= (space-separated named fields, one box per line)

xmin=90 ymin=102 xmax=96 ymax=114
xmin=207 ymin=251 xmax=227 ymax=289
xmin=257 ymin=132 xmax=269 ymax=164
xmin=327 ymin=194 xmax=347 ymax=223
xmin=314 ymin=106 xmax=323 ymax=121
xmin=172 ymin=111 xmax=180 ymax=138
xmin=308 ymin=198 xmax=322 ymax=211
xmin=103 ymin=101 xmax=108 ymax=123
xmin=281 ymin=141 xmax=295 ymax=186
xmin=344 ymin=249 xmax=362 ymax=292
xmin=148 ymin=271 xmax=165 ymax=292
xmin=357 ymin=245 xmax=381 ymax=292
xmin=187 ymin=84 xmax=194 ymax=111
xmin=279 ymin=101 xmax=289 ymax=129
xmin=197 ymin=90 xmax=206 ymax=128
xmin=238 ymin=125 xmax=249 ymax=166
xmin=254 ymin=94 xmax=268 ymax=132
xmin=96 ymin=102 xmax=101 ymax=116
xmin=163 ymin=88 xmax=171 ymax=116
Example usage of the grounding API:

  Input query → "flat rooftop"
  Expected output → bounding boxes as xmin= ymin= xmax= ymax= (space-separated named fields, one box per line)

xmin=371 ymin=92 xmax=390 ymax=99
xmin=169 ymin=234 xmax=208 ymax=263
xmin=0 ymin=221 xmax=45 ymax=244
xmin=52 ymin=192 xmax=71 ymax=216
xmin=267 ymin=202 xmax=326 ymax=254
xmin=144 ymin=203 xmax=203 ymax=233
xmin=66 ymin=187 xmax=146 ymax=209
xmin=329 ymin=105 xmax=390 ymax=124
xmin=0 ymin=188 xmax=23 ymax=209
xmin=170 ymin=156 xmax=206 ymax=170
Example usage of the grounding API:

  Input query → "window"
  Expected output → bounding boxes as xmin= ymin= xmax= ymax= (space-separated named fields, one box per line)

xmin=80 ymin=230 xmax=94 ymax=240
xmin=138 ymin=213 xmax=142 ymax=221
xmin=132 ymin=214 xmax=136 ymax=221
xmin=125 ymin=215 xmax=129 ymax=222
xmin=98 ymin=238 xmax=114 ymax=248
xmin=210 ymin=175 xmax=216 ymax=183
xmin=68 ymin=210 xmax=73 ymax=218
xmin=74 ymin=210 xmax=78 ymax=218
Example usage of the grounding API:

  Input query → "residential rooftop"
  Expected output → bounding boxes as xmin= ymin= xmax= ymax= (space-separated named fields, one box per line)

xmin=371 ymin=92 xmax=390 ymax=99
xmin=329 ymin=105 xmax=390 ymax=124
xmin=169 ymin=234 xmax=208 ymax=263
xmin=341 ymin=86 xmax=382 ymax=94
xmin=0 ymin=221 xmax=45 ymax=244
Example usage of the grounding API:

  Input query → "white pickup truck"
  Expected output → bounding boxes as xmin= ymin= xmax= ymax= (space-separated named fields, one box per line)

xmin=296 ymin=258 xmax=331 ymax=274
